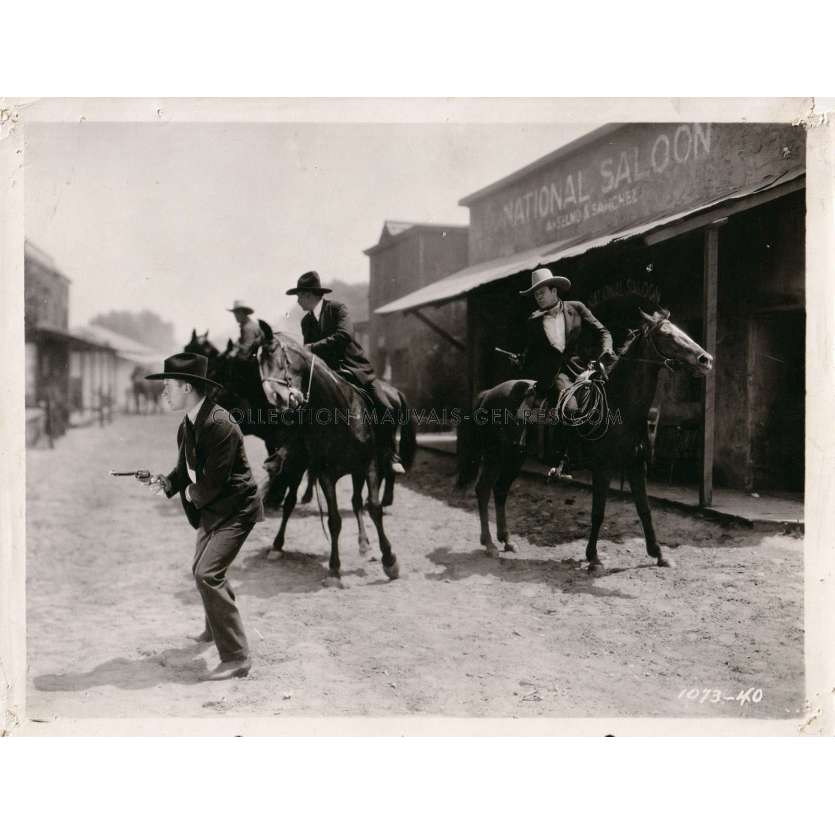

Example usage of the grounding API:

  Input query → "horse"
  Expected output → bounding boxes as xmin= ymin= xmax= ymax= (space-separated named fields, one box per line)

xmin=130 ymin=365 xmax=163 ymax=414
xmin=456 ymin=294 xmax=713 ymax=571
xmin=258 ymin=331 xmax=410 ymax=582
xmin=184 ymin=326 xmax=280 ymax=454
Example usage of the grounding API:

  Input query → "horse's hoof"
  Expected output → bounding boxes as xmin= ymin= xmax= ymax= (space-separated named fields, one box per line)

xmin=657 ymin=555 xmax=675 ymax=568
xmin=358 ymin=542 xmax=371 ymax=557
xmin=503 ymin=541 xmax=518 ymax=553
xmin=383 ymin=558 xmax=400 ymax=580
xmin=267 ymin=549 xmax=284 ymax=562
xmin=322 ymin=575 xmax=343 ymax=589
xmin=485 ymin=543 xmax=500 ymax=558
xmin=587 ymin=560 xmax=604 ymax=573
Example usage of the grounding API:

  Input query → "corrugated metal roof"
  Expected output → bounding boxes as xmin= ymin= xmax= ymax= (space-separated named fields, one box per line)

xmin=375 ymin=169 xmax=804 ymax=315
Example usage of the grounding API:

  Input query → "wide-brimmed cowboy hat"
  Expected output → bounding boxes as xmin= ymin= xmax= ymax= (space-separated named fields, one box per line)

xmin=145 ymin=353 xmax=221 ymax=387
xmin=286 ymin=270 xmax=332 ymax=296
xmin=227 ymin=299 xmax=255 ymax=314
xmin=519 ymin=267 xmax=572 ymax=296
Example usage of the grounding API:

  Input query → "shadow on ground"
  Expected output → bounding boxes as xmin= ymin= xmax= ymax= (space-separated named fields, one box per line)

xmin=423 ymin=546 xmax=638 ymax=599
xmin=33 ymin=643 xmax=208 ymax=692
xmin=405 ymin=449 xmax=784 ymax=553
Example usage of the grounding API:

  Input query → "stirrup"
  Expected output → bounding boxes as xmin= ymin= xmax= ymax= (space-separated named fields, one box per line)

xmin=545 ymin=462 xmax=573 ymax=484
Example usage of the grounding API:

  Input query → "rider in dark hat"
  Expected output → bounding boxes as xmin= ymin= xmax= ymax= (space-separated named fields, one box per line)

xmin=287 ymin=270 xmax=405 ymax=474
xmin=515 ymin=268 xmax=615 ymax=480
xmin=140 ymin=352 xmax=263 ymax=681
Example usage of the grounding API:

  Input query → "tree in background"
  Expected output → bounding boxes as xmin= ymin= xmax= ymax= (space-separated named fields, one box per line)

xmin=90 ymin=309 xmax=177 ymax=353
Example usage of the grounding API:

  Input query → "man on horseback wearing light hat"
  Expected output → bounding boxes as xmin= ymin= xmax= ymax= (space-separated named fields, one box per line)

xmin=287 ymin=270 xmax=405 ymax=475
xmin=514 ymin=267 xmax=615 ymax=481
xmin=227 ymin=300 xmax=264 ymax=359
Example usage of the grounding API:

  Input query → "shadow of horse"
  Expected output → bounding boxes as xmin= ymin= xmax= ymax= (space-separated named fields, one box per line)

xmin=423 ymin=546 xmax=638 ymax=600
xmin=32 ymin=643 xmax=209 ymax=692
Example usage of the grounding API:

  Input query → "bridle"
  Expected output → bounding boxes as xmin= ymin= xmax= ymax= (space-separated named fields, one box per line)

xmin=259 ymin=338 xmax=315 ymax=406
xmin=625 ymin=317 xmax=683 ymax=372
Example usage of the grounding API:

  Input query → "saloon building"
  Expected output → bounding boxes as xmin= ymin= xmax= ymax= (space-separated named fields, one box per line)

xmin=375 ymin=123 xmax=806 ymax=502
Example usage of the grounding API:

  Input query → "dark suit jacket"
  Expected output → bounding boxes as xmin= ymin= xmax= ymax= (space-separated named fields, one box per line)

xmin=301 ymin=299 xmax=376 ymax=386
xmin=520 ymin=300 xmax=613 ymax=390
xmin=164 ymin=399 xmax=263 ymax=532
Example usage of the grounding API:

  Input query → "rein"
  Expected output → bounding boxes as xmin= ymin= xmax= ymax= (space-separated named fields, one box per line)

xmin=260 ymin=338 xmax=316 ymax=405
xmin=617 ymin=319 xmax=682 ymax=372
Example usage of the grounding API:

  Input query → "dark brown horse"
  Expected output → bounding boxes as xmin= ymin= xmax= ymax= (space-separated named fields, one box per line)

xmin=457 ymin=295 xmax=713 ymax=571
xmin=259 ymin=331 xmax=413 ymax=582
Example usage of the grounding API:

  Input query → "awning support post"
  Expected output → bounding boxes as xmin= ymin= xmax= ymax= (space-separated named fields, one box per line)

xmin=700 ymin=223 xmax=721 ymax=507
xmin=406 ymin=308 xmax=467 ymax=352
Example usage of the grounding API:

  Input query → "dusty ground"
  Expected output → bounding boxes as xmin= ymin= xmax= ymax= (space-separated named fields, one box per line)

xmin=26 ymin=414 xmax=804 ymax=720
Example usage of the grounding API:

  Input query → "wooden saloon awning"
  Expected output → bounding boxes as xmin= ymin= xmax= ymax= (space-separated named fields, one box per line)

xmin=373 ymin=167 xmax=804 ymax=316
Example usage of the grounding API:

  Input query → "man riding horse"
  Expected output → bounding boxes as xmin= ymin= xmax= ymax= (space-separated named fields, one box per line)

xmin=227 ymin=299 xmax=265 ymax=359
xmin=286 ymin=270 xmax=405 ymax=475
xmin=514 ymin=267 xmax=615 ymax=481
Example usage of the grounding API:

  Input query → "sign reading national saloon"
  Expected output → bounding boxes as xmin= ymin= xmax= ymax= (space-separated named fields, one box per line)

xmin=463 ymin=123 xmax=805 ymax=262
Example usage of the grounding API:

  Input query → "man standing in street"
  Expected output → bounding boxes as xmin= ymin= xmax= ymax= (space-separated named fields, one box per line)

xmin=142 ymin=352 xmax=263 ymax=681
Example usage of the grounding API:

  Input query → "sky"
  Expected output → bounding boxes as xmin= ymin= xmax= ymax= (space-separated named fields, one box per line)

xmin=25 ymin=121 xmax=594 ymax=348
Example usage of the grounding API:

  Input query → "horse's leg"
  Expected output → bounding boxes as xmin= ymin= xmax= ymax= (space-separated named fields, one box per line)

xmin=300 ymin=472 xmax=314 ymax=504
xmin=366 ymin=462 xmax=399 ymax=580
xmin=268 ymin=470 xmax=302 ymax=559
xmin=382 ymin=471 xmax=395 ymax=507
xmin=495 ymin=451 xmax=523 ymax=553
xmin=476 ymin=456 xmax=500 ymax=558
xmin=586 ymin=464 xmax=612 ymax=572
xmin=627 ymin=460 xmax=670 ymax=567
xmin=351 ymin=472 xmax=372 ymax=559
xmin=318 ymin=474 xmax=342 ymax=583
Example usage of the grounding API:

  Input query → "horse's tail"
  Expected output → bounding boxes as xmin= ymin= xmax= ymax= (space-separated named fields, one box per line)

xmin=456 ymin=400 xmax=483 ymax=490
xmin=396 ymin=390 xmax=417 ymax=470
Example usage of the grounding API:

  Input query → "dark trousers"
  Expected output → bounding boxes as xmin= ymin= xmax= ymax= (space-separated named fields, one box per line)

xmin=192 ymin=514 xmax=254 ymax=662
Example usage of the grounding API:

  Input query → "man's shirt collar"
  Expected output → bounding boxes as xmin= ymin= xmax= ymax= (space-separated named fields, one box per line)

xmin=187 ymin=396 xmax=206 ymax=425
xmin=311 ymin=297 xmax=325 ymax=322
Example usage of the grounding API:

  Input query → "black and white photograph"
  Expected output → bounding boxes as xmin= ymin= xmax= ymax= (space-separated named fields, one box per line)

xmin=1 ymin=97 xmax=832 ymax=736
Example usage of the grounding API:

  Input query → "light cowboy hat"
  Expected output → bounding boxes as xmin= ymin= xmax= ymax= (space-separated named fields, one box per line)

xmin=145 ymin=352 xmax=221 ymax=388
xmin=227 ymin=299 xmax=255 ymax=314
xmin=519 ymin=267 xmax=572 ymax=296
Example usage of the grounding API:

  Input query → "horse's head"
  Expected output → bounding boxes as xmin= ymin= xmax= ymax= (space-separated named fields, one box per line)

xmin=638 ymin=309 xmax=713 ymax=376
xmin=184 ymin=328 xmax=219 ymax=358
xmin=258 ymin=333 xmax=309 ymax=410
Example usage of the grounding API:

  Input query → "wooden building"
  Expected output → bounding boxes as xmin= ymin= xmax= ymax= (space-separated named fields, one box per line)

xmin=375 ymin=124 xmax=806 ymax=501
xmin=25 ymin=240 xmax=118 ymax=445
xmin=365 ymin=221 xmax=469 ymax=412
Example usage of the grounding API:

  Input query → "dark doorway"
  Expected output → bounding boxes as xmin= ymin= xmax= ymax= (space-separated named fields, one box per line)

xmin=749 ymin=310 xmax=805 ymax=493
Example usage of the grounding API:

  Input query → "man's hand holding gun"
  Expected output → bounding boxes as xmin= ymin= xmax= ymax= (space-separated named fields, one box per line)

xmin=110 ymin=469 xmax=171 ymax=496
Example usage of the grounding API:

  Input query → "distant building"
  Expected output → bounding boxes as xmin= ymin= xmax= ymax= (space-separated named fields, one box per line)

xmin=365 ymin=221 xmax=469 ymax=413
xmin=25 ymin=240 xmax=118 ymax=445
xmin=72 ymin=323 xmax=164 ymax=413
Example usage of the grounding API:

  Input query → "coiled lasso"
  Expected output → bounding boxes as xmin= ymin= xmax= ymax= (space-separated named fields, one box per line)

xmin=554 ymin=373 xmax=610 ymax=441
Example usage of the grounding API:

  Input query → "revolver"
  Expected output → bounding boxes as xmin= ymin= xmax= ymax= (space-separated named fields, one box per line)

xmin=109 ymin=469 xmax=153 ymax=480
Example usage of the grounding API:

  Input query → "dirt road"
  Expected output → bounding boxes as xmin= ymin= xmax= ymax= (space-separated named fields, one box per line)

xmin=26 ymin=414 xmax=804 ymax=720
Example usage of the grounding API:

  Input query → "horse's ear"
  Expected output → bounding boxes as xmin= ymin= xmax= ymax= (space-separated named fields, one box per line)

xmin=226 ymin=339 xmax=234 ymax=352
xmin=661 ymin=307 xmax=671 ymax=320
xmin=638 ymin=308 xmax=657 ymax=324
xmin=259 ymin=318 xmax=274 ymax=342
xmin=190 ymin=328 xmax=196 ymax=340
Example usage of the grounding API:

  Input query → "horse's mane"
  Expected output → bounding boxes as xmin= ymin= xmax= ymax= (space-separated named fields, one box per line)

xmin=587 ymin=293 xmax=668 ymax=355
xmin=272 ymin=331 xmax=354 ymax=407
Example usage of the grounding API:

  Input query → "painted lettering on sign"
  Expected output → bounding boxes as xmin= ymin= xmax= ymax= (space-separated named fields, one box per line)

xmin=500 ymin=124 xmax=713 ymax=235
